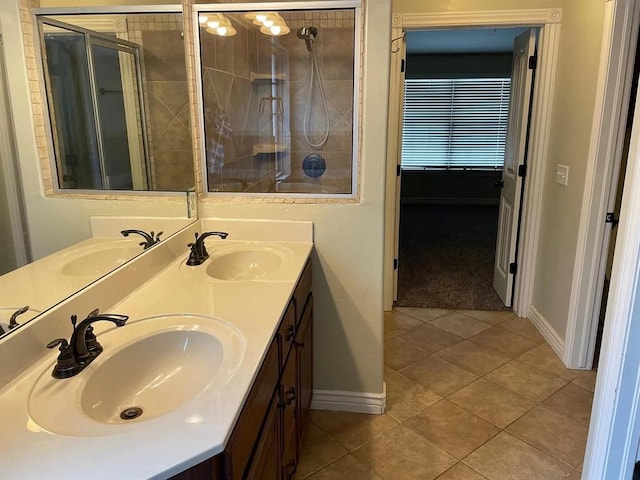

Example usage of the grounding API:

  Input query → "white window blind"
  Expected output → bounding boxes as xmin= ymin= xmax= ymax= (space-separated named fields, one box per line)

xmin=401 ymin=78 xmax=511 ymax=170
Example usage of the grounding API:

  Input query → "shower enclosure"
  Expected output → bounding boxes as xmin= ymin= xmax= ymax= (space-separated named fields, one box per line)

xmin=197 ymin=6 xmax=358 ymax=195
xmin=38 ymin=18 xmax=150 ymax=190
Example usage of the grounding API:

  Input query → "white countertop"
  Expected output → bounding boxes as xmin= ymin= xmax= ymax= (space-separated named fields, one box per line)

xmin=0 ymin=233 xmax=312 ymax=479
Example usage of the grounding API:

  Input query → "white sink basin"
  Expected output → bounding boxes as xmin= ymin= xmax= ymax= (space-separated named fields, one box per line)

xmin=207 ymin=249 xmax=282 ymax=281
xmin=182 ymin=243 xmax=296 ymax=282
xmin=58 ymin=243 xmax=143 ymax=277
xmin=28 ymin=314 xmax=245 ymax=436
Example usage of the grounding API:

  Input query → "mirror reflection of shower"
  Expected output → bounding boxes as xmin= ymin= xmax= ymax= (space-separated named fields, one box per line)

xmin=297 ymin=26 xmax=329 ymax=149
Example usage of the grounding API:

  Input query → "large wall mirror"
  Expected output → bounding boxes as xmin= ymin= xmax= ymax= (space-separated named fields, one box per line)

xmin=0 ymin=4 xmax=197 ymax=340
xmin=36 ymin=11 xmax=194 ymax=192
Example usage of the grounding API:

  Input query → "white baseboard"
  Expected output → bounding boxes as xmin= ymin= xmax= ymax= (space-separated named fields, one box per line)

xmin=311 ymin=384 xmax=386 ymax=415
xmin=528 ymin=305 xmax=565 ymax=359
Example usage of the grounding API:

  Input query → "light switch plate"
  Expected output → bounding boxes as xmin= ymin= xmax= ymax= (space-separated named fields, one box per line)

xmin=556 ymin=164 xmax=569 ymax=186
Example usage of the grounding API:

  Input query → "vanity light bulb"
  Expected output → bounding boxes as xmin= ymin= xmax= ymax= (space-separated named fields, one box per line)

xmin=263 ymin=19 xmax=274 ymax=28
xmin=207 ymin=20 xmax=220 ymax=29
xmin=217 ymin=26 xmax=227 ymax=36
xmin=255 ymin=13 xmax=268 ymax=22
xmin=271 ymin=25 xmax=282 ymax=35
xmin=198 ymin=15 xmax=208 ymax=24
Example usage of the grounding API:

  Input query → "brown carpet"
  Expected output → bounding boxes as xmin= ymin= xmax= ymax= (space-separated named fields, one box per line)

xmin=396 ymin=204 xmax=509 ymax=311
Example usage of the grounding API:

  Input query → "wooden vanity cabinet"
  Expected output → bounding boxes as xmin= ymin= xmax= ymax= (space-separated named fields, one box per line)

xmin=171 ymin=260 xmax=312 ymax=480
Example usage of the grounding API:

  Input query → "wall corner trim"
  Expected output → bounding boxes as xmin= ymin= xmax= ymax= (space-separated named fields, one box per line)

xmin=311 ymin=385 xmax=387 ymax=415
xmin=528 ymin=305 xmax=565 ymax=360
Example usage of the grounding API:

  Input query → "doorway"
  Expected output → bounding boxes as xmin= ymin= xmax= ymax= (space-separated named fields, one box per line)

xmin=395 ymin=27 xmax=536 ymax=311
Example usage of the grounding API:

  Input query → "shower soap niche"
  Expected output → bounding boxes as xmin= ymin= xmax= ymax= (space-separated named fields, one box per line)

xmin=253 ymin=143 xmax=288 ymax=156
xmin=250 ymin=72 xmax=286 ymax=84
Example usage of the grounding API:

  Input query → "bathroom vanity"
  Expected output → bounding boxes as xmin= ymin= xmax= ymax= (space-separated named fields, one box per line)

xmin=0 ymin=218 xmax=314 ymax=480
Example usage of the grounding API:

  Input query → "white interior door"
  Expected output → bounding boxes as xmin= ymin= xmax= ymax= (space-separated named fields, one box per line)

xmin=493 ymin=29 xmax=536 ymax=307
xmin=383 ymin=27 xmax=406 ymax=310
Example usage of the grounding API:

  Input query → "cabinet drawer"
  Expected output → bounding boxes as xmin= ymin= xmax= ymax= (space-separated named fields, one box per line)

xmin=293 ymin=261 xmax=312 ymax=325
xmin=225 ymin=338 xmax=279 ymax=480
xmin=278 ymin=301 xmax=296 ymax=371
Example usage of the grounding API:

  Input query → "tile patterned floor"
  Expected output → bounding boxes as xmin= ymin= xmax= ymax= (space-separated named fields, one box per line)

xmin=298 ymin=308 xmax=597 ymax=480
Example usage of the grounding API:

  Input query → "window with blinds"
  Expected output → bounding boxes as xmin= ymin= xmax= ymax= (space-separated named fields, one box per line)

xmin=401 ymin=78 xmax=511 ymax=170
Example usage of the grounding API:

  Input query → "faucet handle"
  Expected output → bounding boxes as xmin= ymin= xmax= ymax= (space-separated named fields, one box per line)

xmin=46 ymin=338 xmax=79 ymax=379
xmin=46 ymin=338 xmax=69 ymax=350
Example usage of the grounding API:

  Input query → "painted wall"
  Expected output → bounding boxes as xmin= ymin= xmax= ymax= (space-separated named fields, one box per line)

xmin=0 ymin=1 xmax=188 ymax=261
xmin=198 ymin=1 xmax=391 ymax=395
xmin=531 ymin=0 xmax=606 ymax=339
xmin=394 ymin=0 xmax=563 ymax=14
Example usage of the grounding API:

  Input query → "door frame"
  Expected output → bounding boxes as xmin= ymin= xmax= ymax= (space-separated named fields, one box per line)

xmin=383 ymin=8 xmax=563 ymax=320
xmin=564 ymin=0 xmax=640 ymax=370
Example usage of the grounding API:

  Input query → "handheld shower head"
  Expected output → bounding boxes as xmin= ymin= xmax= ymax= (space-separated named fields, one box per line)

xmin=297 ymin=26 xmax=318 ymax=52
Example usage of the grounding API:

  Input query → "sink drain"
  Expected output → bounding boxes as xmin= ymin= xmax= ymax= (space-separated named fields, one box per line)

xmin=120 ymin=406 xmax=143 ymax=420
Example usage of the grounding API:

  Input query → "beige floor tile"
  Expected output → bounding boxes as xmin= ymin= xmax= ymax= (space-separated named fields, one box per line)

xmin=461 ymin=310 xmax=516 ymax=325
xmin=463 ymin=432 xmax=574 ymax=480
xmin=468 ymin=327 xmax=542 ymax=357
xmin=436 ymin=341 xmax=511 ymax=376
xmin=398 ymin=324 xmax=465 ymax=354
xmin=566 ymin=469 xmax=583 ymax=479
xmin=310 ymin=410 xmax=398 ymax=451
xmin=400 ymin=356 xmax=478 ymax=397
xmin=297 ymin=422 xmax=348 ymax=479
xmin=429 ymin=312 xmax=492 ymax=339
xmin=498 ymin=317 xmax=544 ymax=340
xmin=404 ymin=400 xmax=499 ymax=459
xmin=395 ymin=307 xmax=450 ymax=322
xmin=448 ymin=379 xmax=535 ymax=428
xmin=436 ymin=464 xmax=489 ymax=480
xmin=384 ymin=310 xmax=424 ymax=337
xmin=506 ymin=406 xmax=589 ymax=468
xmin=572 ymin=369 xmax=597 ymax=392
xmin=384 ymin=336 xmax=428 ymax=370
xmin=384 ymin=367 xmax=441 ymax=422
xmin=518 ymin=343 xmax=581 ymax=381
xmin=485 ymin=360 xmax=567 ymax=402
xmin=542 ymin=383 xmax=594 ymax=426
xmin=305 ymin=454 xmax=383 ymax=480
xmin=353 ymin=425 xmax=456 ymax=480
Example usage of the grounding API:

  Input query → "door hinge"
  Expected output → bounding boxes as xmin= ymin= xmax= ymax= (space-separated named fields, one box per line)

xmin=605 ymin=212 xmax=619 ymax=226
xmin=394 ymin=258 xmax=398 ymax=270
xmin=528 ymin=55 xmax=537 ymax=70
xmin=396 ymin=165 xmax=401 ymax=176
xmin=509 ymin=263 xmax=517 ymax=275
xmin=518 ymin=164 xmax=527 ymax=178
xmin=400 ymin=58 xmax=405 ymax=73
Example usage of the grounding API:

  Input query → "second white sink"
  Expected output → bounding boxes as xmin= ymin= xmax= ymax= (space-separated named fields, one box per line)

xmin=28 ymin=314 xmax=245 ymax=436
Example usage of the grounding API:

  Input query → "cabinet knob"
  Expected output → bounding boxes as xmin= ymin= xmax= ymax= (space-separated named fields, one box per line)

xmin=284 ymin=460 xmax=297 ymax=479
xmin=285 ymin=386 xmax=296 ymax=405
xmin=285 ymin=325 xmax=295 ymax=342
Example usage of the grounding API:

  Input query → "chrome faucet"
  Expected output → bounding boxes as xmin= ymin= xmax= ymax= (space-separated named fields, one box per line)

xmin=121 ymin=229 xmax=163 ymax=249
xmin=46 ymin=308 xmax=128 ymax=379
xmin=186 ymin=231 xmax=228 ymax=266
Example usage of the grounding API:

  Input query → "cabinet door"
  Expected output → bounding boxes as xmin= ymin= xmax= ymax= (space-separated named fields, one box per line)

xmin=245 ymin=397 xmax=280 ymax=480
xmin=280 ymin=350 xmax=298 ymax=480
xmin=295 ymin=295 xmax=313 ymax=447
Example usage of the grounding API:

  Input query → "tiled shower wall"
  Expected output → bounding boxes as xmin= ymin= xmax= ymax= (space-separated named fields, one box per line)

xmin=127 ymin=14 xmax=194 ymax=191
xmin=201 ymin=20 xmax=266 ymax=192
xmin=201 ymin=10 xmax=355 ymax=194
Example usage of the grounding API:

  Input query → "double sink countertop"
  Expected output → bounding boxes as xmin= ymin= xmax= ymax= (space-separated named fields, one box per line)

xmin=0 ymin=218 xmax=313 ymax=479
